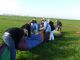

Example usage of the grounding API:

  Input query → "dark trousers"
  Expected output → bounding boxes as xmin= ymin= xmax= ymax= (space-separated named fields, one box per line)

xmin=44 ymin=31 xmax=50 ymax=42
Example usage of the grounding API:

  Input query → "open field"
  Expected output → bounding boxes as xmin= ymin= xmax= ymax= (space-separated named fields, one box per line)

xmin=0 ymin=16 xmax=80 ymax=60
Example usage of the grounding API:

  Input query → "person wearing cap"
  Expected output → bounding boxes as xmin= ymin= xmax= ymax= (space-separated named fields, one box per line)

xmin=2 ymin=27 xmax=25 ymax=60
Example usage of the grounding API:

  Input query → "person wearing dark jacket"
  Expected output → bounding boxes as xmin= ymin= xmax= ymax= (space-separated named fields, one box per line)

xmin=2 ymin=27 xmax=25 ymax=60
xmin=49 ymin=21 xmax=55 ymax=31
xmin=49 ymin=20 xmax=55 ymax=40
xmin=21 ymin=23 xmax=31 ymax=37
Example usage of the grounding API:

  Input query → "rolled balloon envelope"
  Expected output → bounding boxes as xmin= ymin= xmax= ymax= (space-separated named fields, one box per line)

xmin=18 ymin=31 xmax=45 ymax=50
xmin=54 ymin=30 xmax=62 ymax=37
xmin=0 ymin=44 xmax=10 ymax=60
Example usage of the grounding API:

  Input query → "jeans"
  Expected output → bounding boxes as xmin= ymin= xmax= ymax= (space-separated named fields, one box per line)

xmin=2 ymin=32 xmax=16 ymax=60
xmin=49 ymin=30 xmax=54 ymax=40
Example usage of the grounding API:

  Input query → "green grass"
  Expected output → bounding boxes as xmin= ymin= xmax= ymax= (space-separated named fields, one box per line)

xmin=0 ymin=15 xmax=80 ymax=60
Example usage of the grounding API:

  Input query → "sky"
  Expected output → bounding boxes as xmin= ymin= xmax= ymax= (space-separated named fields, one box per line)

xmin=0 ymin=0 xmax=80 ymax=19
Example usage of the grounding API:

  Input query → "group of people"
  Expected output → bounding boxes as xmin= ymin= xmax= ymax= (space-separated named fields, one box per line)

xmin=41 ymin=18 xmax=62 ymax=41
xmin=2 ymin=17 xmax=62 ymax=60
xmin=21 ymin=18 xmax=62 ymax=41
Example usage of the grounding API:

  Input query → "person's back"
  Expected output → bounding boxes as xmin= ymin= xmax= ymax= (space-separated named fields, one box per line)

xmin=49 ymin=21 xmax=55 ymax=31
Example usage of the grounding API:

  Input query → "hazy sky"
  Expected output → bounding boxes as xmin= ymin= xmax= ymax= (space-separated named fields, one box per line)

xmin=0 ymin=0 xmax=80 ymax=19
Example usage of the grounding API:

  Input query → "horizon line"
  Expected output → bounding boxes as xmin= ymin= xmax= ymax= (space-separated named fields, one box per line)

xmin=0 ymin=14 xmax=80 ymax=20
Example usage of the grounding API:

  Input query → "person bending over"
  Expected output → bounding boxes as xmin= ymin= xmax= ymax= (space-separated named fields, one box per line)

xmin=2 ymin=27 xmax=25 ymax=60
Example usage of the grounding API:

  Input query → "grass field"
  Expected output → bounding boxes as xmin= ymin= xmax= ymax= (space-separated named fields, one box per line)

xmin=0 ymin=15 xmax=80 ymax=60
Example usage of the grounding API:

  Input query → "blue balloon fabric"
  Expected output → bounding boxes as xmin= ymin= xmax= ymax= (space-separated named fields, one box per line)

xmin=26 ymin=33 xmax=42 ymax=49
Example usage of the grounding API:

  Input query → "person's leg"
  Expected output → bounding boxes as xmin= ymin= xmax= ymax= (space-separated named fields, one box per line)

xmin=49 ymin=32 xmax=51 ymax=40
xmin=44 ymin=31 xmax=46 ymax=41
xmin=2 ymin=33 xmax=16 ymax=60
xmin=51 ymin=31 xmax=54 ymax=40
xmin=49 ymin=31 xmax=54 ymax=40
xmin=45 ymin=32 xmax=50 ymax=42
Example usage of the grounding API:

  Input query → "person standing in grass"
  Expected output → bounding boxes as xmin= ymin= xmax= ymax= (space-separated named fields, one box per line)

xmin=2 ymin=27 xmax=25 ymax=60
xmin=49 ymin=20 xmax=55 ymax=40
xmin=56 ymin=19 xmax=62 ymax=32
xmin=43 ymin=19 xmax=51 ymax=42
